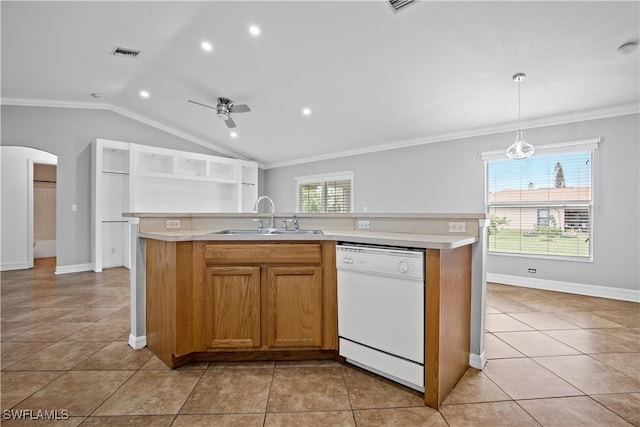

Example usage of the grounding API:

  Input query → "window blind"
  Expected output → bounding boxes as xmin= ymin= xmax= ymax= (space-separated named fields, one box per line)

xmin=296 ymin=172 xmax=353 ymax=213
xmin=484 ymin=140 xmax=597 ymax=259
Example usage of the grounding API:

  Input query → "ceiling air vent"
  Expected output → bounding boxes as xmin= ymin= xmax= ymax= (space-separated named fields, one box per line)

xmin=111 ymin=46 xmax=141 ymax=58
xmin=389 ymin=0 xmax=416 ymax=13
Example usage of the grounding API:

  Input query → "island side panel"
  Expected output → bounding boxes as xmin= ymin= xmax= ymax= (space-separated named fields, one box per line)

xmin=438 ymin=245 xmax=472 ymax=403
xmin=321 ymin=241 xmax=338 ymax=350
xmin=146 ymin=239 xmax=196 ymax=366
xmin=174 ymin=241 xmax=195 ymax=357
xmin=424 ymin=245 xmax=472 ymax=408
xmin=424 ymin=248 xmax=441 ymax=408
xmin=146 ymin=239 xmax=178 ymax=366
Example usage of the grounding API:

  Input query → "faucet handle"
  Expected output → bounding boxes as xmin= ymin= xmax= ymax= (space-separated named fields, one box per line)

xmin=281 ymin=216 xmax=299 ymax=231
xmin=252 ymin=218 xmax=264 ymax=229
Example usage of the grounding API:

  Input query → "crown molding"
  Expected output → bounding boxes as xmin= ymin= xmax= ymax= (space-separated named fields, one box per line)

xmin=3 ymin=97 xmax=636 ymax=171
xmin=0 ymin=97 xmax=251 ymax=161
xmin=263 ymin=103 xmax=639 ymax=169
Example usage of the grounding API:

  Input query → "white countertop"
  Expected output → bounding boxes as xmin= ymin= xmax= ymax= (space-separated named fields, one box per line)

xmin=139 ymin=229 xmax=478 ymax=250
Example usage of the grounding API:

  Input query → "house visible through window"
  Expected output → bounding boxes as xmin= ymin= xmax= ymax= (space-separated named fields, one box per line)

xmin=482 ymin=139 xmax=598 ymax=259
xmin=296 ymin=172 xmax=353 ymax=213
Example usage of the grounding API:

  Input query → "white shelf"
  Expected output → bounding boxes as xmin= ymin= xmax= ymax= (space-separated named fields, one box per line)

xmin=102 ymin=170 xmax=129 ymax=175
xmin=102 ymin=147 xmax=129 ymax=174
xmin=132 ymin=171 xmax=237 ymax=184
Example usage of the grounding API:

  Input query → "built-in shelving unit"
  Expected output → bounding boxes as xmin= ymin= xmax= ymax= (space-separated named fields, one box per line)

xmin=92 ymin=139 xmax=131 ymax=272
xmin=92 ymin=139 xmax=258 ymax=271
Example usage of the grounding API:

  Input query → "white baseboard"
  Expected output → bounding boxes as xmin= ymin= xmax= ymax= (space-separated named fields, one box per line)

xmin=469 ymin=351 xmax=487 ymax=370
xmin=1 ymin=261 xmax=30 ymax=271
xmin=55 ymin=263 xmax=94 ymax=275
xmin=128 ymin=334 xmax=147 ymax=350
xmin=488 ymin=273 xmax=640 ymax=303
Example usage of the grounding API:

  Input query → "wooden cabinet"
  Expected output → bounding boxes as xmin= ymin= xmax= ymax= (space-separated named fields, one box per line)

xmin=201 ymin=242 xmax=331 ymax=352
xmin=265 ymin=266 xmax=323 ymax=348
xmin=145 ymin=239 xmax=337 ymax=367
xmin=203 ymin=266 xmax=261 ymax=349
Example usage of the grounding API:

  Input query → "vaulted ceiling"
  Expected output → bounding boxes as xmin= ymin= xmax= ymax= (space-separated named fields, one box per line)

xmin=2 ymin=1 xmax=638 ymax=167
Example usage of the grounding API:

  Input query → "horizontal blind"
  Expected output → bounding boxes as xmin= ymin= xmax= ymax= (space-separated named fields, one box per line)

xmin=296 ymin=172 xmax=353 ymax=213
xmin=486 ymin=147 xmax=594 ymax=259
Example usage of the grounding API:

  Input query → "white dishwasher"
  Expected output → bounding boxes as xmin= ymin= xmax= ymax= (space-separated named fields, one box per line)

xmin=336 ymin=243 xmax=425 ymax=391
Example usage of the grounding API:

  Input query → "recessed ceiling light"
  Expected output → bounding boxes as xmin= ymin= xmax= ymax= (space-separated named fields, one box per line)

xmin=230 ymin=131 xmax=238 ymax=138
xmin=249 ymin=25 xmax=261 ymax=36
xmin=201 ymin=41 xmax=213 ymax=52
xmin=302 ymin=107 xmax=312 ymax=116
xmin=139 ymin=90 xmax=150 ymax=98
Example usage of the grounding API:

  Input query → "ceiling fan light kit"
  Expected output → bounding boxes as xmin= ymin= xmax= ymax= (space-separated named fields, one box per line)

xmin=506 ymin=72 xmax=535 ymax=160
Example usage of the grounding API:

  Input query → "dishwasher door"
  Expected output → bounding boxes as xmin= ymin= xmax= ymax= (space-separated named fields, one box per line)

xmin=336 ymin=244 xmax=425 ymax=390
xmin=338 ymin=268 xmax=425 ymax=363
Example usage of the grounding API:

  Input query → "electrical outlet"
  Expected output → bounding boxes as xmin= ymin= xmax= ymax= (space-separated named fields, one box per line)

xmin=358 ymin=220 xmax=370 ymax=229
xmin=448 ymin=222 xmax=466 ymax=233
xmin=166 ymin=220 xmax=181 ymax=229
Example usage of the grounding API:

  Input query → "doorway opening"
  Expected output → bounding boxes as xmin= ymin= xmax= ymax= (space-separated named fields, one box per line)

xmin=33 ymin=163 xmax=57 ymax=264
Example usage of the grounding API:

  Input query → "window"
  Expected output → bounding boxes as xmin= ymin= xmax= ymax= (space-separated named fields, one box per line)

xmin=537 ymin=209 xmax=550 ymax=227
xmin=296 ymin=171 xmax=353 ymax=213
xmin=482 ymin=139 xmax=598 ymax=259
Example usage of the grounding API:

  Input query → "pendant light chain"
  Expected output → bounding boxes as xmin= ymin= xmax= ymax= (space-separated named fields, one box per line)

xmin=517 ymin=77 xmax=521 ymax=132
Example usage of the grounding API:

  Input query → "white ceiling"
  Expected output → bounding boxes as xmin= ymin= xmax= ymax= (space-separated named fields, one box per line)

xmin=2 ymin=1 xmax=638 ymax=167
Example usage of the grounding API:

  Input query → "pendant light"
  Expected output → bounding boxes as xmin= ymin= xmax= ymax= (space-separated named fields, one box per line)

xmin=506 ymin=72 xmax=535 ymax=159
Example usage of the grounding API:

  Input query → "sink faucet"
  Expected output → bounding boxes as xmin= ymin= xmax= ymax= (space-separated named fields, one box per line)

xmin=253 ymin=196 xmax=275 ymax=229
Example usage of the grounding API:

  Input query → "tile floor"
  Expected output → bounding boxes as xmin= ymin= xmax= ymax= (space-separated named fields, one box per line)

xmin=1 ymin=258 xmax=639 ymax=426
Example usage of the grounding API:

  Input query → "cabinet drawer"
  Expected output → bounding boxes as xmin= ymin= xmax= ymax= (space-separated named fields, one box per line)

xmin=205 ymin=243 xmax=322 ymax=265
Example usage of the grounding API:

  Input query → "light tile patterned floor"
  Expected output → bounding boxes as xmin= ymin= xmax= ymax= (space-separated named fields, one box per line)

xmin=1 ymin=259 xmax=638 ymax=426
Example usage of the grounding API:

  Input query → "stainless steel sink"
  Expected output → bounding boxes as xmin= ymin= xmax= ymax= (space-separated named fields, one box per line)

xmin=210 ymin=229 xmax=270 ymax=235
xmin=269 ymin=229 xmax=323 ymax=235
xmin=210 ymin=229 xmax=323 ymax=235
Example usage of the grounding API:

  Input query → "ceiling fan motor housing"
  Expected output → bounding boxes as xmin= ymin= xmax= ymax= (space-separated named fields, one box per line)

xmin=217 ymin=98 xmax=231 ymax=120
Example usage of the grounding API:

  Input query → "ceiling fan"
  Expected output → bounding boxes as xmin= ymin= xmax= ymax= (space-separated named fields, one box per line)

xmin=188 ymin=97 xmax=251 ymax=128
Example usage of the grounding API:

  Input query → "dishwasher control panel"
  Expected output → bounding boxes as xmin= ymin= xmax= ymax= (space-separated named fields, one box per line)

xmin=336 ymin=244 xmax=424 ymax=280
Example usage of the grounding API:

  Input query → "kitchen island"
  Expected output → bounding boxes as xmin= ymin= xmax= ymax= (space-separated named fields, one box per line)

xmin=125 ymin=213 xmax=489 ymax=408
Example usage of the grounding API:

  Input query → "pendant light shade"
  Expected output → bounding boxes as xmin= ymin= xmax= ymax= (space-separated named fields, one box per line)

xmin=506 ymin=131 xmax=535 ymax=159
xmin=506 ymin=73 xmax=535 ymax=160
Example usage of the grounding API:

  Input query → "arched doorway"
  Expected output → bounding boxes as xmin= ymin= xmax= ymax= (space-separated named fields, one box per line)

xmin=1 ymin=146 xmax=58 ymax=270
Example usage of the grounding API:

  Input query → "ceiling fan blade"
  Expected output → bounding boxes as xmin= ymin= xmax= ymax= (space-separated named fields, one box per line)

xmin=229 ymin=104 xmax=251 ymax=113
xmin=225 ymin=117 xmax=237 ymax=128
xmin=188 ymin=99 xmax=217 ymax=110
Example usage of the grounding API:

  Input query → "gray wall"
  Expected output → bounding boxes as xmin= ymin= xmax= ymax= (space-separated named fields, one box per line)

xmin=2 ymin=105 xmax=637 ymax=292
xmin=0 ymin=105 xmax=229 ymax=269
xmin=265 ymin=114 xmax=640 ymax=292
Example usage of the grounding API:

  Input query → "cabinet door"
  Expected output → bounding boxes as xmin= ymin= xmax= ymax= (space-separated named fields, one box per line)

xmin=203 ymin=266 xmax=261 ymax=349
xmin=265 ymin=266 xmax=323 ymax=348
